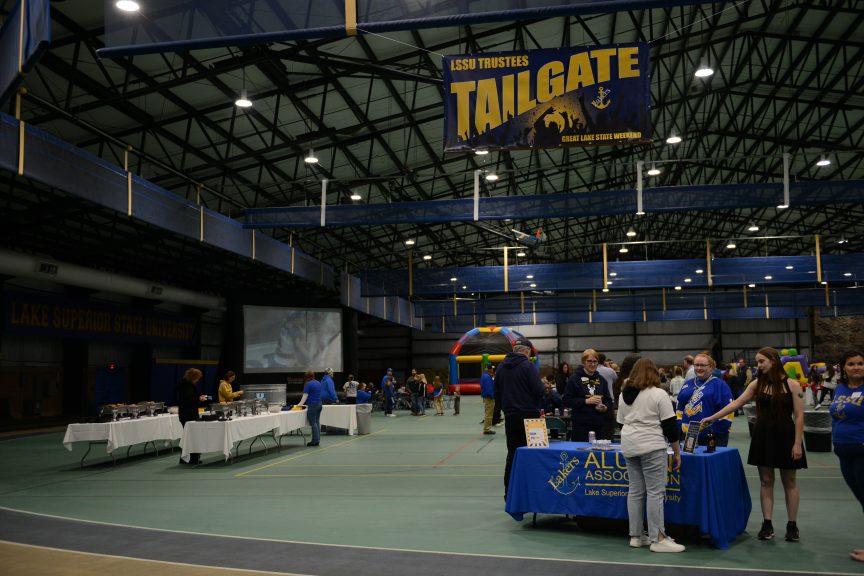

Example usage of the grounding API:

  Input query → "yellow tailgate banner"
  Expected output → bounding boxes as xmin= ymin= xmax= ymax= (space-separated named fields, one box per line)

xmin=443 ymin=44 xmax=651 ymax=151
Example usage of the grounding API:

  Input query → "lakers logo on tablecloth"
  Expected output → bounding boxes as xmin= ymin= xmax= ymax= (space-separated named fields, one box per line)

xmin=548 ymin=452 xmax=581 ymax=495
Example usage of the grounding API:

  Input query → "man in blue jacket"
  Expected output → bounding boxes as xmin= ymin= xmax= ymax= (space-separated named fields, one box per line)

xmin=496 ymin=338 xmax=544 ymax=499
xmin=480 ymin=364 xmax=496 ymax=434
xmin=322 ymin=368 xmax=339 ymax=404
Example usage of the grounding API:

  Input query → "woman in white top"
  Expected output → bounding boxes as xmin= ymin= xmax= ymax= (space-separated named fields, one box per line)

xmin=617 ymin=358 xmax=684 ymax=553
xmin=668 ymin=365 xmax=685 ymax=403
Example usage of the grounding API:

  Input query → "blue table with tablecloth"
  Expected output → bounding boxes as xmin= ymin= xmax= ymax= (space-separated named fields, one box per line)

xmin=505 ymin=442 xmax=751 ymax=549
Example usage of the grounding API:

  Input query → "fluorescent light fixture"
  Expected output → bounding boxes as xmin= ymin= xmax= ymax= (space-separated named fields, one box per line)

xmin=609 ymin=272 xmax=617 ymax=277
xmin=695 ymin=269 xmax=704 ymax=274
xmin=450 ymin=277 xmax=457 ymax=282
xmin=526 ymin=274 xmax=534 ymax=279
xmin=666 ymin=134 xmax=682 ymax=145
xmin=423 ymin=255 xmax=432 ymax=261
xmin=816 ymin=156 xmax=831 ymax=167
xmin=474 ymin=149 xmax=489 ymax=156
xmin=606 ymin=281 xmax=613 ymax=286
xmin=619 ymin=246 xmax=629 ymax=253
xmin=764 ymin=275 xmax=773 ymax=280
xmin=350 ymin=193 xmax=362 ymax=201
xmin=626 ymin=227 xmax=637 ymax=237
xmin=821 ymin=281 xmax=828 ymax=285
xmin=404 ymin=239 xmax=415 ymax=246
xmin=748 ymin=283 xmax=756 ymax=288
xmin=777 ymin=204 xmax=789 ymax=209
xmin=529 ymin=283 xmax=537 ymax=288
xmin=304 ymin=149 xmax=319 ymax=164
xmin=674 ymin=286 xmax=682 ymax=291
xmin=695 ymin=66 xmax=714 ymax=78
xmin=485 ymin=171 xmax=499 ymax=181
xmin=516 ymin=251 xmax=526 ymax=257
xmin=748 ymin=223 xmax=759 ymax=232
xmin=684 ymin=278 xmax=692 ymax=283
xmin=116 ymin=0 xmax=140 ymax=11
xmin=844 ymin=272 xmax=853 ymax=277
xmin=602 ymin=288 xmax=610 ymax=293
xmin=647 ymin=165 xmax=661 ymax=176
xmin=785 ymin=265 xmax=794 ymax=270
xmin=726 ymin=242 xmax=736 ymax=249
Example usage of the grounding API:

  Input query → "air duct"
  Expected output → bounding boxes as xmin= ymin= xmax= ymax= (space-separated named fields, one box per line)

xmin=0 ymin=248 xmax=223 ymax=310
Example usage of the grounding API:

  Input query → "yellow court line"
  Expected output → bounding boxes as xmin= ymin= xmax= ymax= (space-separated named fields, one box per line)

xmin=235 ymin=429 xmax=387 ymax=477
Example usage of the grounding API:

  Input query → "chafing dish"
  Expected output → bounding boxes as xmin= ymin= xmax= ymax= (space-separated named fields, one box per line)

xmin=99 ymin=404 xmax=129 ymax=421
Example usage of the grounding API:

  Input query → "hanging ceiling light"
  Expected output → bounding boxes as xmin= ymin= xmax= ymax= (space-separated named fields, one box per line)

xmin=485 ymin=171 xmax=499 ymax=181
xmin=844 ymin=272 xmax=853 ymax=277
xmin=462 ymin=285 xmax=467 ymax=289
xmin=748 ymin=283 xmax=756 ymax=288
xmin=748 ymin=223 xmax=759 ymax=232
xmin=764 ymin=275 xmax=773 ymax=280
xmin=626 ymin=227 xmax=637 ymax=237
xmin=450 ymin=277 xmax=457 ymax=282
xmin=785 ymin=265 xmax=794 ymax=270
xmin=838 ymin=236 xmax=849 ymax=244
xmin=529 ymin=283 xmax=537 ymax=288
xmin=646 ymin=164 xmax=661 ymax=176
xmin=526 ymin=274 xmax=534 ymax=279
xmin=816 ymin=156 xmax=831 ymax=167
xmin=619 ymin=246 xmax=629 ymax=253
xmin=695 ymin=65 xmax=714 ymax=78
xmin=777 ymin=203 xmax=789 ymax=209
xmin=666 ymin=133 xmax=682 ymax=145
xmin=602 ymin=287 xmax=610 ymax=293
xmin=684 ymin=278 xmax=692 ymax=283
xmin=423 ymin=254 xmax=432 ymax=261
xmin=404 ymin=239 xmax=415 ymax=246
xmin=116 ymin=0 xmax=140 ymax=11
xmin=609 ymin=272 xmax=617 ymax=277
xmin=674 ymin=285 xmax=682 ymax=291
xmin=304 ymin=149 xmax=318 ymax=164
xmin=726 ymin=241 xmax=737 ymax=249
xmin=606 ymin=281 xmax=613 ymax=286
xmin=350 ymin=193 xmax=362 ymax=201
xmin=695 ymin=268 xmax=704 ymax=274
xmin=235 ymin=93 xmax=252 ymax=108
xmin=516 ymin=251 xmax=526 ymax=257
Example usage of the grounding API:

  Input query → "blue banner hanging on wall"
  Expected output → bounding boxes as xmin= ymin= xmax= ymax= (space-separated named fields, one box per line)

xmin=443 ymin=44 xmax=651 ymax=151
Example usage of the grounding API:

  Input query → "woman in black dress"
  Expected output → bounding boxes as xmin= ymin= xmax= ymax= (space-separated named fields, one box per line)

xmin=704 ymin=346 xmax=805 ymax=542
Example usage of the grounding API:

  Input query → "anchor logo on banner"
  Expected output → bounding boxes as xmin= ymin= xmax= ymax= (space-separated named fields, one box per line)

xmin=591 ymin=86 xmax=612 ymax=110
xmin=548 ymin=452 xmax=581 ymax=495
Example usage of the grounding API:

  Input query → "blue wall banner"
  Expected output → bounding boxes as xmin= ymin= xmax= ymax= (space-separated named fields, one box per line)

xmin=443 ymin=44 xmax=651 ymax=151
xmin=2 ymin=291 xmax=199 ymax=346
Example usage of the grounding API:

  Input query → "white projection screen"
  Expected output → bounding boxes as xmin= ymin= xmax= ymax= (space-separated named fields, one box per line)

xmin=243 ymin=306 xmax=343 ymax=373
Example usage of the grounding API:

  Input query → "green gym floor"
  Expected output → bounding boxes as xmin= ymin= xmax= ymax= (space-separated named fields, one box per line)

xmin=0 ymin=396 xmax=860 ymax=576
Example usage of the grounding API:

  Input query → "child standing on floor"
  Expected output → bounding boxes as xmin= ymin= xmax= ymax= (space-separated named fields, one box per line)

xmin=432 ymin=376 xmax=445 ymax=415
xmin=453 ymin=385 xmax=461 ymax=415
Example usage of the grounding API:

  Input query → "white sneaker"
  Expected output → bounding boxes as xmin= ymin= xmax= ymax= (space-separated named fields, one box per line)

xmin=650 ymin=537 xmax=685 ymax=553
xmin=813 ymin=404 xmax=821 ymax=410
xmin=629 ymin=534 xmax=651 ymax=548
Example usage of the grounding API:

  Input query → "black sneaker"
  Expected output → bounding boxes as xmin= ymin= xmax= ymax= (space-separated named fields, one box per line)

xmin=758 ymin=521 xmax=775 ymax=540
xmin=785 ymin=522 xmax=799 ymax=542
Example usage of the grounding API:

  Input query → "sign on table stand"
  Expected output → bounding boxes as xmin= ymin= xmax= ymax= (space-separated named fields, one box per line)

xmin=524 ymin=418 xmax=549 ymax=448
xmin=683 ymin=420 xmax=702 ymax=453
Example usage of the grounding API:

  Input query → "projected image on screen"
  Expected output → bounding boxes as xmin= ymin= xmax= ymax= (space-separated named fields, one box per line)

xmin=244 ymin=306 xmax=343 ymax=373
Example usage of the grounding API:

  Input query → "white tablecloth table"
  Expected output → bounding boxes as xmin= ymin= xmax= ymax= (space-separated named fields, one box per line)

xmin=62 ymin=414 xmax=183 ymax=466
xmin=321 ymin=404 xmax=357 ymax=435
xmin=180 ymin=413 xmax=283 ymax=463
xmin=275 ymin=409 xmax=309 ymax=437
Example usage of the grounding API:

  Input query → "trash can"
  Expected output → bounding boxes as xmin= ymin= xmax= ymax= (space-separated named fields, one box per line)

xmin=803 ymin=411 xmax=832 ymax=452
xmin=356 ymin=403 xmax=372 ymax=435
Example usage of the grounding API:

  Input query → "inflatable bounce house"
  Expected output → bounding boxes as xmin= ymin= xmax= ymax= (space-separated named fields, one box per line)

xmin=780 ymin=348 xmax=826 ymax=384
xmin=448 ymin=327 xmax=539 ymax=394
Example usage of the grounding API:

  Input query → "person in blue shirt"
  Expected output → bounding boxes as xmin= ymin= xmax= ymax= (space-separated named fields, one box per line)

xmin=676 ymin=352 xmax=734 ymax=446
xmin=356 ymin=382 xmax=372 ymax=404
xmin=480 ymin=364 xmax=496 ymax=434
xmin=321 ymin=368 xmax=339 ymax=404
xmin=298 ymin=370 xmax=323 ymax=446
xmin=830 ymin=350 xmax=864 ymax=563
xmin=381 ymin=368 xmax=396 ymax=417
